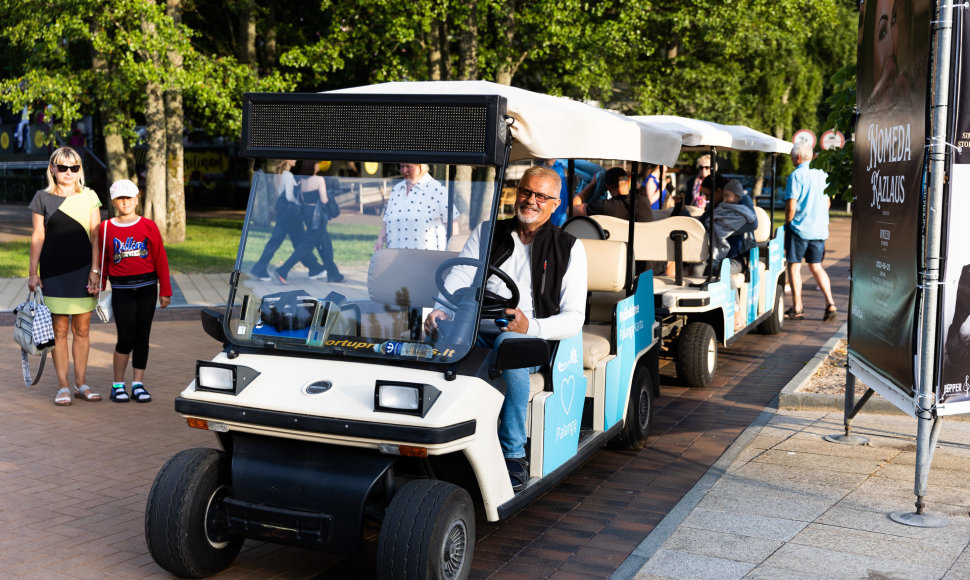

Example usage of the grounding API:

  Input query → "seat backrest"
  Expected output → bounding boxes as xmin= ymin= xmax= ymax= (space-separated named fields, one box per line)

xmin=590 ymin=214 xmax=631 ymax=243
xmin=368 ymin=249 xmax=459 ymax=309
xmin=753 ymin=206 xmax=772 ymax=243
xmin=562 ymin=216 xmax=606 ymax=240
xmin=632 ymin=216 xmax=709 ymax=263
xmin=582 ymin=239 xmax=627 ymax=293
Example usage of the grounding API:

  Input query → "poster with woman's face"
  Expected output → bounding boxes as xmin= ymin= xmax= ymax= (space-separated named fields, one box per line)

xmin=850 ymin=0 xmax=931 ymax=396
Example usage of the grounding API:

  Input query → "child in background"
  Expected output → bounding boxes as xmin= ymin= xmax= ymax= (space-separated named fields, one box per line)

xmin=93 ymin=179 xmax=171 ymax=402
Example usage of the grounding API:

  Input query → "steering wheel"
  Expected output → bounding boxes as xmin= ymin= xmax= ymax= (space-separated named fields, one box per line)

xmin=434 ymin=256 xmax=520 ymax=321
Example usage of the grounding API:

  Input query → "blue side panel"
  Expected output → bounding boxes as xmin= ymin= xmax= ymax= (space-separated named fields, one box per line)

xmin=709 ymin=260 xmax=734 ymax=341
xmin=747 ymin=246 xmax=760 ymax=324
xmin=603 ymin=271 xmax=655 ymax=429
xmin=760 ymin=225 xmax=786 ymax=310
xmin=542 ymin=332 xmax=586 ymax=475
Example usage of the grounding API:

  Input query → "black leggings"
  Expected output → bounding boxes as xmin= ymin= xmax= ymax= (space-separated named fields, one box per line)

xmin=112 ymin=284 xmax=158 ymax=370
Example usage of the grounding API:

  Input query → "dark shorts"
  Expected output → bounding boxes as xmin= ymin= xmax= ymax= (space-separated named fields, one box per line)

xmin=785 ymin=229 xmax=825 ymax=264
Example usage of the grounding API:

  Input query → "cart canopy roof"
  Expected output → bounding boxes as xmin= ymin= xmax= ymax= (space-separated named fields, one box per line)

xmin=630 ymin=115 xmax=792 ymax=155
xmin=331 ymin=81 xmax=682 ymax=166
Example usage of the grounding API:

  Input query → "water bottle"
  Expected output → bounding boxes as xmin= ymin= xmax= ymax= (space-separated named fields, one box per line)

xmin=373 ymin=340 xmax=433 ymax=358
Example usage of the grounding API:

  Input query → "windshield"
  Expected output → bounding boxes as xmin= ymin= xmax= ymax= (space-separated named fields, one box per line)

xmin=226 ymin=161 xmax=502 ymax=364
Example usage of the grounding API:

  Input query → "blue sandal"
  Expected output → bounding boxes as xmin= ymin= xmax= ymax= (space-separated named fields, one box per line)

xmin=110 ymin=385 xmax=130 ymax=403
xmin=131 ymin=384 xmax=152 ymax=403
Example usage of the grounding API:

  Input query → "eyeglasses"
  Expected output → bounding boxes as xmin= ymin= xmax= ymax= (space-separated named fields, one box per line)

xmin=517 ymin=187 xmax=557 ymax=204
xmin=54 ymin=164 xmax=81 ymax=173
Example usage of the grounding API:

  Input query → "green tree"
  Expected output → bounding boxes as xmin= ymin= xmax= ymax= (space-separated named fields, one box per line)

xmin=0 ymin=0 xmax=292 ymax=241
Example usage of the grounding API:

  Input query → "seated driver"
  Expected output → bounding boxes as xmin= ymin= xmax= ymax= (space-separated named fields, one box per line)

xmin=424 ymin=166 xmax=587 ymax=490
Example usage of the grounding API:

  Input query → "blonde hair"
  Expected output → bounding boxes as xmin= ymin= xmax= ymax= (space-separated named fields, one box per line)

xmin=45 ymin=147 xmax=85 ymax=193
xmin=521 ymin=165 xmax=562 ymax=196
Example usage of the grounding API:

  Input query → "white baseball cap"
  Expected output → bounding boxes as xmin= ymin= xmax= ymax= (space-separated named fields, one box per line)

xmin=110 ymin=179 xmax=139 ymax=200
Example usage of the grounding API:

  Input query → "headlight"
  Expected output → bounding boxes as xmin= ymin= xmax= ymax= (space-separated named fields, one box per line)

xmin=195 ymin=361 xmax=260 ymax=395
xmin=374 ymin=381 xmax=441 ymax=417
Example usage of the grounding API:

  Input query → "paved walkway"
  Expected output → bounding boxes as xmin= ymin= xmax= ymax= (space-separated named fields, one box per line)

xmin=5 ymin=216 xmax=965 ymax=579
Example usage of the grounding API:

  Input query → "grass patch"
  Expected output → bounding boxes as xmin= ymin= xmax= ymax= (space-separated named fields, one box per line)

xmin=0 ymin=216 xmax=382 ymax=277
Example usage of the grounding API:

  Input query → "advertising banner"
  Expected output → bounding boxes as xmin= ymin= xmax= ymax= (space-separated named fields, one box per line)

xmin=849 ymin=0 xmax=931 ymax=396
xmin=937 ymin=11 xmax=970 ymax=413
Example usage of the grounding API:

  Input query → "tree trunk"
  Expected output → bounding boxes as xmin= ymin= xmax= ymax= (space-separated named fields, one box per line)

xmin=458 ymin=5 xmax=478 ymax=80
xmin=427 ymin=27 xmax=443 ymax=81
xmin=263 ymin=3 xmax=277 ymax=70
xmin=90 ymin=41 xmax=128 ymax=185
xmin=166 ymin=0 xmax=186 ymax=243
xmin=495 ymin=0 xmax=517 ymax=85
xmin=144 ymin=80 xmax=168 ymax=236
xmin=238 ymin=0 xmax=257 ymax=67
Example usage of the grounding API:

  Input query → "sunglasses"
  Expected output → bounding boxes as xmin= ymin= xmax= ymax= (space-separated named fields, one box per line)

xmin=54 ymin=164 xmax=81 ymax=173
xmin=517 ymin=187 xmax=557 ymax=204
xmin=698 ymin=165 xmax=711 ymax=170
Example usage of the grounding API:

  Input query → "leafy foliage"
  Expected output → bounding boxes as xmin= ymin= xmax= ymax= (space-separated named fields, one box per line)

xmin=812 ymin=64 xmax=856 ymax=201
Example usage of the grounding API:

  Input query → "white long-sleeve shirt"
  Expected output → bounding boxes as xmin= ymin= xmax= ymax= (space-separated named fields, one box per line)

xmin=439 ymin=223 xmax=587 ymax=340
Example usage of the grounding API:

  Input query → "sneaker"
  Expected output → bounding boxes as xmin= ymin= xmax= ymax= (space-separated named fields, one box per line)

xmin=309 ymin=270 xmax=327 ymax=280
xmin=328 ymin=272 xmax=345 ymax=283
xmin=505 ymin=457 xmax=529 ymax=492
xmin=250 ymin=270 xmax=271 ymax=282
xmin=272 ymin=269 xmax=288 ymax=285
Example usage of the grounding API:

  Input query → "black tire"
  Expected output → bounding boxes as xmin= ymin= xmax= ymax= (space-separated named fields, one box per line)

xmin=377 ymin=480 xmax=475 ymax=580
xmin=608 ymin=363 xmax=654 ymax=450
xmin=145 ymin=448 xmax=243 ymax=578
xmin=758 ymin=283 xmax=785 ymax=335
xmin=676 ymin=322 xmax=717 ymax=388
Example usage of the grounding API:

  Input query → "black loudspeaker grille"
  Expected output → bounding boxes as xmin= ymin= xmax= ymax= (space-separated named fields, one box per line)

xmin=248 ymin=102 xmax=488 ymax=154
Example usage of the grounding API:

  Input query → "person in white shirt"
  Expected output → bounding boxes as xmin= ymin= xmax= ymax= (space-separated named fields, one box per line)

xmin=425 ymin=166 xmax=587 ymax=490
xmin=375 ymin=163 xmax=458 ymax=251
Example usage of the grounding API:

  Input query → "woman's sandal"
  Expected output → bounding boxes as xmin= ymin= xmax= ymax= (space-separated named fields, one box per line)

xmin=824 ymin=304 xmax=838 ymax=322
xmin=54 ymin=387 xmax=72 ymax=406
xmin=785 ymin=307 xmax=804 ymax=321
xmin=131 ymin=384 xmax=152 ymax=403
xmin=73 ymin=384 xmax=102 ymax=402
xmin=110 ymin=385 xmax=130 ymax=403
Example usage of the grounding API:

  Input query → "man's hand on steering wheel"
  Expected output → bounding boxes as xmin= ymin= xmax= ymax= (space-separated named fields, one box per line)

xmin=424 ymin=309 xmax=449 ymax=338
xmin=501 ymin=307 xmax=529 ymax=334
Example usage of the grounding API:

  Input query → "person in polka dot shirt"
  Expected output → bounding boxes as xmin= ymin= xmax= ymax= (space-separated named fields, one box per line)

xmin=375 ymin=163 xmax=459 ymax=251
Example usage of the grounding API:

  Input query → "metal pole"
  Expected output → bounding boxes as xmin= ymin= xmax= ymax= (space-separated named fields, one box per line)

xmin=890 ymin=0 xmax=954 ymax=529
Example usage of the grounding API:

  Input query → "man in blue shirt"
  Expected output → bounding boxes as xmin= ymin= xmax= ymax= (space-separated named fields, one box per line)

xmin=784 ymin=142 xmax=837 ymax=321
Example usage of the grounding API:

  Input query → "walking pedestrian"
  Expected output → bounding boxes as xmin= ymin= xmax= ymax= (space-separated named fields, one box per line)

xmin=784 ymin=142 xmax=837 ymax=321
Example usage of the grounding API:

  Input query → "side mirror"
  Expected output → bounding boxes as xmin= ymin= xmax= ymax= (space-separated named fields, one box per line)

xmin=495 ymin=337 xmax=550 ymax=370
xmin=201 ymin=308 xmax=227 ymax=343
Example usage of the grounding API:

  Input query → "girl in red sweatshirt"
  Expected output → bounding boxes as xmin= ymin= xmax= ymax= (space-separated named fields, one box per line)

xmin=94 ymin=179 xmax=171 ymax=402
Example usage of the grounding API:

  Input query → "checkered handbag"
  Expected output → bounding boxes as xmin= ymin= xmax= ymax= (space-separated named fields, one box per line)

xmin=13 ymin=288 xmax=54 ymax=386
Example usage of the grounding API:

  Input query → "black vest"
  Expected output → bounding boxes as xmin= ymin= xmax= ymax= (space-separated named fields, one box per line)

xmin=488 ymin=219 xmax=577 ymax=318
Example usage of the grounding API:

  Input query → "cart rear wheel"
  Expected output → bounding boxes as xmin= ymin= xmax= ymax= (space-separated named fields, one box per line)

xmin=377 ymin=480 xmax=475 ymax=580
xmin=676 ymin=322 xmax=717 ymax=388
xmin=145 ymin=448 xmax=242 ymax=578
xmin=608 ymin=363 xmax=654 ymax=450
xmin=758 ymin=283 xmax=785 ymax=335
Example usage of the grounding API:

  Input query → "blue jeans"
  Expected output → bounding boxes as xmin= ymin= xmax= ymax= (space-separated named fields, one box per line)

xmin=479 ymin=332 xmax=540 ymax=459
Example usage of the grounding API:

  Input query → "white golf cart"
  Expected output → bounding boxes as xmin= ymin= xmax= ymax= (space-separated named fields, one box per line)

xmin=143 ymin=81 xmax=682 ymax=578
xmin=585 ymin=116 xmax=792 ymax=387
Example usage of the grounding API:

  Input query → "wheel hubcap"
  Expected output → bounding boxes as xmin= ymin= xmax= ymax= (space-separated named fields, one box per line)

xmin=638 ymin=388 xmax=650 ymax=431
xmin=204 ymin=484 xmax=232 ymax=549
xmin=441 ymin=518 xmax=468 ymax=578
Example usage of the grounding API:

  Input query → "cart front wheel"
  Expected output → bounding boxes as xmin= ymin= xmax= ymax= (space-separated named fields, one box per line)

xmin=145 ymin=448 xmax=242 ymax=578
xmin=377 ymin=480 xmax=475 ymax=580
xmin=676 ymin=322 xmax=718 ymax=388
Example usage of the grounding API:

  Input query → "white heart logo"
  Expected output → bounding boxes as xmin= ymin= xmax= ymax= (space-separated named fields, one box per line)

xmin=560 ymin=375 xmax=576 ymax=416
